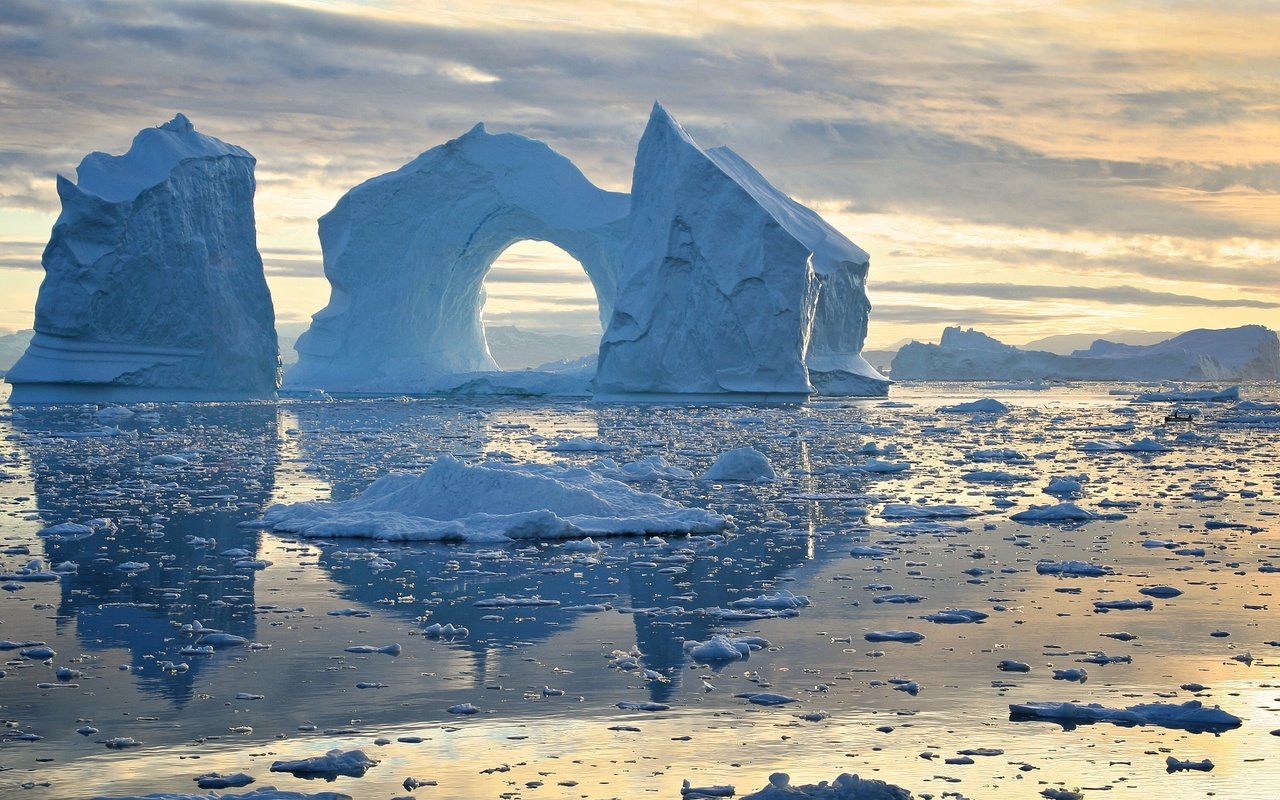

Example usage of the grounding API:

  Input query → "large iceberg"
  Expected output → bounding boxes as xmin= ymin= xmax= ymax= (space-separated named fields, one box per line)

xmin=6 ymin=114 xmax=279 ymax=402
xmin=595 ymin=103 xmax=887 ymax=400
xmin=891 ymin=325 xmax=1279 ymax=382
xmin=284 ymin=124 xmax=628 ymax=394
xmin=286 ymin=104 xmax=886 ymax=399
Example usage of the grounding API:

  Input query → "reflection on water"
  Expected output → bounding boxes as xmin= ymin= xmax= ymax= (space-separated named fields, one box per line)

xmin=0 ymin=385 xmax=1277 ymax=798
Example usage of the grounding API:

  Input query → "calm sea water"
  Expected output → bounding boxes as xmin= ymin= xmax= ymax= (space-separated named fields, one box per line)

xmin=0 ymin=382 xmax=1276 ymax=799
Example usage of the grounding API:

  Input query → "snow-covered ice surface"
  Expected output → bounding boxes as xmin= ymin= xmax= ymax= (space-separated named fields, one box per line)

xmin=1 ymin=380 xmax=1278 ymax=799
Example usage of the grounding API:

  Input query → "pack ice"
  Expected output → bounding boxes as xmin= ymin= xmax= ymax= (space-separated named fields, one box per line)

xmin=891 ymin=325 xmax=1280 ymax=381
xmin=6 ymin=114 xmax=279 ymax=402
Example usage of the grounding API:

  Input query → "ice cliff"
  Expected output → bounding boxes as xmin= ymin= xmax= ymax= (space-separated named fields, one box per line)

xmin=5 ymin=115 xmax=278 ymax=402
xmin=891 ymin=325 xmax=1280 ymax=381
xmin=595 ymin=103 xmax=887 ymax=400
xmin=284 ymin=124 xmax=629 ymax=394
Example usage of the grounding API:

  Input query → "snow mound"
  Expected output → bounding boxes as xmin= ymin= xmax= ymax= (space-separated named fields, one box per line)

xmin=264 ymin=456 xmax=727 ymax=543
xmin=7 ymin=114 xmax=279 ymax=402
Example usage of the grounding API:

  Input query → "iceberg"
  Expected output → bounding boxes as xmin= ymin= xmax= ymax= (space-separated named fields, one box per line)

xmin=891 ymin=325 xmax=1279 ymax=382
xmin=6 ymin=114 xmax=279 ymax=402
xmin=594 ymin=103 xmax=886 ymax=400
xmin=284 ymin=123 xmax=628 ymax=394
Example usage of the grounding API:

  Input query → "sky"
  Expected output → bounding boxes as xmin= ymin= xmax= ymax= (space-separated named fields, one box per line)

xmin=0 ymin=0 xmax=1277 ymax=349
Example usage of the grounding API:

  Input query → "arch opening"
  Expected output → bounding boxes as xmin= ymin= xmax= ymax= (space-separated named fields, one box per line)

xmin=479 ymin=239 xmax=605 ymax=372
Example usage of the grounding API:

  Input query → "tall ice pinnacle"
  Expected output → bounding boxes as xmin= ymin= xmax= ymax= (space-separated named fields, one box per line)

xmin=595 ymin=103 xmax=887 ymax=400
xmin=6 ymin=114 xmax=279 ymax=401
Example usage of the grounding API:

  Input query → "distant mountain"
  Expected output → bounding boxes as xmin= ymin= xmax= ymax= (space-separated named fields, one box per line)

xmin=0 ymin=329 xmax=33 ymax=374
xmin=892 ymin=325 xmax=1279 ymax=381
xmin=485 ymin=325 xmax=601 ymax=371
xmin=1020 ymin=330 xmax=1177 ymax=355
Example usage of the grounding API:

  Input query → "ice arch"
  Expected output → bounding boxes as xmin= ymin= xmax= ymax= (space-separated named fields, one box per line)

xmin=285 ymin=124 xmax=628 ymax=394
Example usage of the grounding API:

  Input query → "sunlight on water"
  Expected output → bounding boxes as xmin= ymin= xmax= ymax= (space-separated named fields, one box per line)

xmin=0 ymin=383 xmax=1276 ymax=798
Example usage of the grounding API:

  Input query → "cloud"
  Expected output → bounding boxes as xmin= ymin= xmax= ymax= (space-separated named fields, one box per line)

xmin=874 ymin=281 xmax=1280 ymax=309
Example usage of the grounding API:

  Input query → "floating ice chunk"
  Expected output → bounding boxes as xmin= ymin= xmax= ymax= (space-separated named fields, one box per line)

xmin=343 ymin=644 xmax=401 ymax=655
xmin=546 ymin=438 xmax=616 ymax=452
xmin=616 ymin=700 xmax=670 ymax=712
xmin=562 ymin=537 xmax=604 ymax=553
xmin=850 ymin=545 xmax=892 ymax=558
xmin=422 ymin=623 xmax=468 ymax=639
xmin=864 ymin=630 xmax=925 ymax=643
xmin=968 ymin=448 xmax=1031 ymax=462
xmin=922 ymin=608 xmax=988 ymax=624
xmin=998 ymin=660 xmax=1031 ymax=672
xmin=1009 ymin=699 xmax=1241 ymax=731
xmin=1036 ymin=561 xmax=1112 ymax=577
xmin=736 ymin=693 xmax=799 ymax=706
xmin=873 ymin=593 xmax=925 ymax=604
xmin=598 ymin=456 xmax=694 ymax=481
xmin=1139 ymin=585 xmax=1183 ymax=598
xmin=880 ymin=504 xmax=980 ymax=520
xmin=700 ymin=448 xmax=776 ymax=483
xmin=1093 ymin=599 xmax=1154 ymax=611
xmin=939 ymin=398 xmax=1009 ymax=414
xmin=474 ymin=595 xmax=559 ymax=608
xmin=1166 ymin=756 xmax=1214 ymax=772
xmin=269 ymin=748 xmax=379 ymax=779
xmin=1052 ymin=668 xmax=1088 ymax=682
xmin=1011 ymin=503 xmax=1115 ymax=524
xmin=1134 ymin=386 xmax=1240 ymax=403
xmin=859 ymin=459 xmax=910 ymax=474
xmin=685 ymin=634 xmax=767 ymax=664
xmin=104 ymin=737 xmax=142 ymax=749
xmin=265 ymin=456 xmax=727 ymax=543
xmin=447 ymin=703 xmax=479 ymax=715
xmin=964 ymin=470 xmax=1030 ymax=483
xmin=728 ymin=591 xmax=810 ymax=610
xmin=197 ymin=633 xmax=249 ymax=648
xmin=195 ymin=773 xmax=256 ymax=789
xmin=681 ymin=779 xmax=736 ymax=798
xmin=740 ymin=771 xmax=914 ymax=800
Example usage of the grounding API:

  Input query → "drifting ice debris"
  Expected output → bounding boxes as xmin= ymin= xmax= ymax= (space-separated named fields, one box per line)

xmin=938 ymin=398 xmax=1009 ymax=414
xmin=1036 ymin=560 xmax=1112 ymax=577
xmin=7 ymin=114 xmax=279 ymax=402
xmin=864 ymin=631 xmax=925 ymax=643
xmin=1009 ymin=699 xmax=1242 ymax=731
xmin=740 ymin=772 xmax=915 ymax=799
xmin=682 ymin=779 xmax=736 ymax=798
xmin=922 ymin=608 xmax=988 ymax=624
xmin=264 ymin=456 xmax=727 ymax=543
xmin=93 ymin=790 xmax=350 ymax=800
xmin=269 ymin=749 xmax=379 ymax=780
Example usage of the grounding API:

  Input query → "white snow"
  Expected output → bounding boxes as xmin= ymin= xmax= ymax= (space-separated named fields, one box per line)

xmin=264 ymin=455 xmax=727 ymax=542
xmin=6 ymin=114 xmax=279 ymax=402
